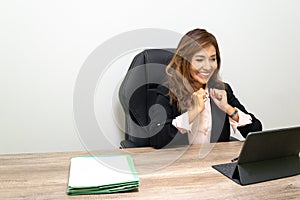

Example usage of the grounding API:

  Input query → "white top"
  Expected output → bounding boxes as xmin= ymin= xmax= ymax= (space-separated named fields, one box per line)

xmin=172 ymin=91 xmax=252 ymax=144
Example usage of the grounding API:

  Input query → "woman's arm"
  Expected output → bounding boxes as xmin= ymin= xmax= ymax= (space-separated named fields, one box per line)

xmin=149 ymin=86 xmax=188 ymax=149
xmin=225 ymin=83 xmax=263 ymax=137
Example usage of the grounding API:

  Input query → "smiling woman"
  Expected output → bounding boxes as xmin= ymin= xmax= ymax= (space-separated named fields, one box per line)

xmin=149 ymin=28 xmax=263 ymax=149
xmin=191 ymin=45 xmax=217 ymax=85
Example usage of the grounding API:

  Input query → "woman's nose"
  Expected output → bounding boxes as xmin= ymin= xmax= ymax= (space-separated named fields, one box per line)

xmin=202 ymin=59 xmax=212 ymax=69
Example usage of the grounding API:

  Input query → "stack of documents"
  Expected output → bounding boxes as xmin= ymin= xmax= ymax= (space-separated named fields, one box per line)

xmin=67 ymin=154 xmax=139 ymax=195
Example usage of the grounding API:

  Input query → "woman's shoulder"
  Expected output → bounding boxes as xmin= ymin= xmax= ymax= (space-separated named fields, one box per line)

xmin=210 ymin=81 xmax=234 ymax=94
xmin=219 ymin=82 xmax=237 ymax=97
xmin=210 ymin=80 xmax=230 ymax=90
xmin=223 ymin=82 xmax=234 ymax=93
xmin=157 ymin=82 xmax=235 ymax=95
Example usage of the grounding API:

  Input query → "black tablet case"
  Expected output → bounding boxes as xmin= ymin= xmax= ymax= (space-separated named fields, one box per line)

xmin=212 ymin=126 xmax=300 ymax=185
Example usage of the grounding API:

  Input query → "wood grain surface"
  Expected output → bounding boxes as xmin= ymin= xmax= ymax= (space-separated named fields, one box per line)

xmin=0 ymin=141 xmax=299 ymax=199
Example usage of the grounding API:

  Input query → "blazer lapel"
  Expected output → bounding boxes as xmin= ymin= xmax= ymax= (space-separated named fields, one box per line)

xmin=210 ymin=98 xmax=227 ymax=142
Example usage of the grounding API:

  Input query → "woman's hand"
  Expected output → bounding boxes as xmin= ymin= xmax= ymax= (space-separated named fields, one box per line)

xmin=210 ymin=88 xmax=239 ymax=122
xmin=210 ymin=88 xmax=228 ymax=112
xmin=193 ymin=88 xmax=207 ymax=113
xmin=188 ymin=88 xmax=207 ymax=123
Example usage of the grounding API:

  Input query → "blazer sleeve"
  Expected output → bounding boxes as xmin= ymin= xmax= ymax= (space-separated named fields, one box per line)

xmin=225 ymin=83 xmax=263 ymax=137
xmin=149 ymin=86 xmax=188 ymax=149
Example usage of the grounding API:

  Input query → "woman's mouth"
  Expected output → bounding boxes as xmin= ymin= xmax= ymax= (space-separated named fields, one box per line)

xmin=197 ymin=71 xmax=212 ymax=79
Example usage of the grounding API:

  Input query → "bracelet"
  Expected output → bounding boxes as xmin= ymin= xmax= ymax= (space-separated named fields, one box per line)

xmin=229 ymin=109 xmax=238 ymax=118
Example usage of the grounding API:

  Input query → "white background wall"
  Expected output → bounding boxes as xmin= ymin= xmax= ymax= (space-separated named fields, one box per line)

xmin=1 ymin=0 xmax=300 ymax=154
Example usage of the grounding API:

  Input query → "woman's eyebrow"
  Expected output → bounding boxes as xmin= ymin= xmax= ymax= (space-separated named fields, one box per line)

xmin=194 ymin=54 xmax=205 ymax=58
xmin=194 ymin=54 xmax=216 ymax=58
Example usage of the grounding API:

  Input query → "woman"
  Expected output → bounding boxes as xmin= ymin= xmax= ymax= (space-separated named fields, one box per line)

xmin=149 ymin=28 xmax=262 ymax=149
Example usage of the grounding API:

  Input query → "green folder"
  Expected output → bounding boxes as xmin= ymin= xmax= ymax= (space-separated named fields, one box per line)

xmin=67 ymin=154 xmax=139 ymax=195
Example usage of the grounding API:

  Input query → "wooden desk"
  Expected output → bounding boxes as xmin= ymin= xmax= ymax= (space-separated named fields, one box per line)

xmin=0 ymin=142 xmax=299 ymax=199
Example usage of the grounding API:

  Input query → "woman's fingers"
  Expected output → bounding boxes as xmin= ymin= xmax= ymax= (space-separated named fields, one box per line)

xmin=210 ymin=88 xmax=225 ymax=100
xmin=209 ymin=88 xmax=229 ymax=112
xmin=192 ymin=89 xmax=206 ymax=111
xmin=194 ymin=88 xmax=207 ymax=100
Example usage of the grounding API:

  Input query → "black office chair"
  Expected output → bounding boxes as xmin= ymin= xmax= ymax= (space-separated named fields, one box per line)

xmin=118 ymin=48 xmax=240 ymax=148
xmin=118 ymin=49 xmax=175 ymax=148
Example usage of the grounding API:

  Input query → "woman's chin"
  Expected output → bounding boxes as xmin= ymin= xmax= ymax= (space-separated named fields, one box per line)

xmin=196 ymin=77 xmax=208 ymax=85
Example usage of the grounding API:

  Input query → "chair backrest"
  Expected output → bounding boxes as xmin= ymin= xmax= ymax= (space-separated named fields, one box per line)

xmin=119 ymin=49 xmax=175 ymax=147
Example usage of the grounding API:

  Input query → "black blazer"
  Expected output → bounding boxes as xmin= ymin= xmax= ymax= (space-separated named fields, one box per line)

xmin=149 ymin=83 xmax=262 ymax=149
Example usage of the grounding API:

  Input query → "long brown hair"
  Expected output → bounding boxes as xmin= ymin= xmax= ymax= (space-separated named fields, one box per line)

xmin=166 ymin=28 xmax=224 ymax=111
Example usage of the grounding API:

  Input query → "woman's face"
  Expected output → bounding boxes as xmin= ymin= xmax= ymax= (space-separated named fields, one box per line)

xmin=190 ymin=44 xmax=218 ymax=86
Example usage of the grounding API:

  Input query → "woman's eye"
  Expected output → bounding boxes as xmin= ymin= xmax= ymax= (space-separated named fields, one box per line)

xmin=211 ymin=58 xmax=216 ymax=62
xmin=195 ymin=59 xmax=204 ymax=62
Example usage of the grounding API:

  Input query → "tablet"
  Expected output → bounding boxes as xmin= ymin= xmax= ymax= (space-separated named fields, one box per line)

xmin=212 ymin=126 xmax=300 ymax=185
